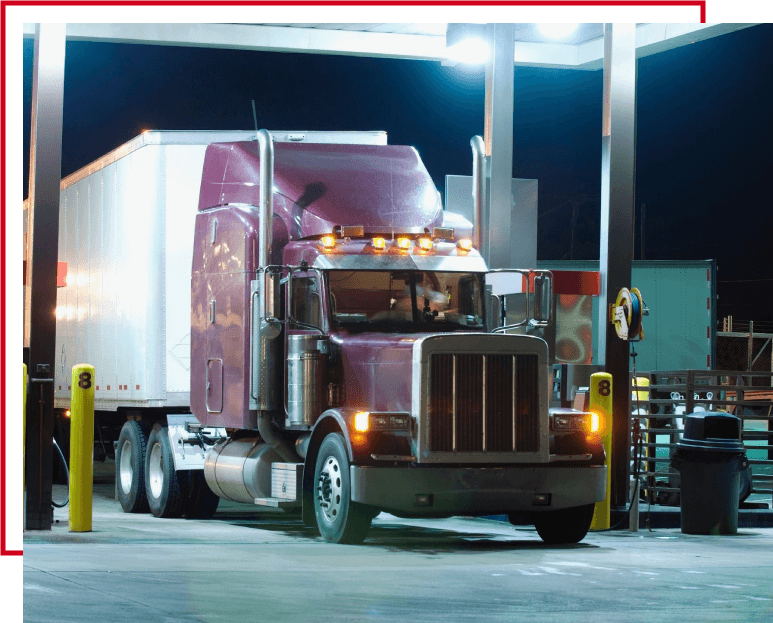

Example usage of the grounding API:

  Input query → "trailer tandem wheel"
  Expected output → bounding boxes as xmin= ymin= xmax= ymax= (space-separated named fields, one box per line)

xmin=145 ymin=426 xmax=187 ymax=518
xmin=116 ymin=420 xmax=151 ymax=513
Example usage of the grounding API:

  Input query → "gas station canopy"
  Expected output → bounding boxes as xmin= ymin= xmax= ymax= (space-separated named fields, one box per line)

xmin=22 ymin=22 xmax=756 ymax=69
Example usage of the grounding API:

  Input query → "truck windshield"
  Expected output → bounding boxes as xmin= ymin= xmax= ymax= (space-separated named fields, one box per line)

xmin=328 ymin=271 xmax=484 ymax=330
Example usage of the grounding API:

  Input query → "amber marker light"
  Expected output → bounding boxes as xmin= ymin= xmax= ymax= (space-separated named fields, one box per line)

xmin=320 ymin=235 xmax=336 ymax=249
xmin=397 ymin=237 xmax=411 ymax=251
xmin=372 ymin=237 xmax=387 ymax=251
xmin=354 ymin=411 xmax=370 ymax=432
xmin=64 ymin=410 xmax=71 ymax=418
xmin=583 ymin=411 xmax=605 ymax=440
xmin=457 ymin=238 xmax=473 ymax=252
xmin=417 ymin=237 xmax=433 ymax=251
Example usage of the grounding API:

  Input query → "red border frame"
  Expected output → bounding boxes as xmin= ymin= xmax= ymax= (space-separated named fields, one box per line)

xmin=10 ymin=11 xmax=706 ymax=556
xmin=0 ymin=7 xmax=16 ymax=556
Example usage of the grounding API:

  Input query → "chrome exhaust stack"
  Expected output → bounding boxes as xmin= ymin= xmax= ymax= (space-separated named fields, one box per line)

xmin=257 ymin=129 xmax=274 ymax=269
xmin=252 ymin=129 xmax=301 ymax=464
xmin=251 ymin=129 xmax=282 ymax=414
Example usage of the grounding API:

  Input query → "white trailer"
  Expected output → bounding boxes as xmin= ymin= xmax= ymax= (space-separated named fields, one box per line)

xmin=49 ymin=131 xmax=239 ymax=411
xmin=38 ymin=130 xmax=387 ymax=413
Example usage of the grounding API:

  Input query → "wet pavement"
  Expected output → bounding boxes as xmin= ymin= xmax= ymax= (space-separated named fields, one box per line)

xmin=22 ymin=461 xmax=773 ymax=622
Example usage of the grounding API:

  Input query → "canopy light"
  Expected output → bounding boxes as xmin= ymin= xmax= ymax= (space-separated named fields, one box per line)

xmin=417 ymin=237 xmax=433 ymax=251
xmin=537 ymin=23 xmax=579 ymax=41
xmin=371 ymin=237 xmax=387 ymax=251
xmin=445 ymin=23 xmax=491 ymax=66
xmin=397 ymin=237 xmax=412 ymax=251
xmin=320 ymin=235 xmax=336 ymax=249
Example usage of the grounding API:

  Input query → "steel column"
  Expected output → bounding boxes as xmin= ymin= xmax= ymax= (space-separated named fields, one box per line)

xmin=484 ymin=23 xmax=521 ymax=269
xmin=597 ymin=24 xmax=637 ymax=508
xmin=24 ymin=23 xmax=66 ymax=530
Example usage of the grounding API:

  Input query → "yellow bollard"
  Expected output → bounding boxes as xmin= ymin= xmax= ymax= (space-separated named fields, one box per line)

xmin=23 ymin=363 xmax=27 ymax=530
xmin=589 ymin=372 xmax=613 ymax=531
xmin=69 ymin=364 xmax=95 ymax=532
xmin=632 ymin=376 xmax=650 ymax=410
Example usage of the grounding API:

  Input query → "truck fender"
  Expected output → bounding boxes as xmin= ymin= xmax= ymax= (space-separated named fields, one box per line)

xmin=301 ymin=408 xmax=362 ymax=527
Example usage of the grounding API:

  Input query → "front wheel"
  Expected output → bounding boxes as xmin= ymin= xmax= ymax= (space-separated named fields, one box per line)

xmin=313 ymin=433 xmax=372 ymax=544
xmin=534 ymin=503 xmax=595 ymax=544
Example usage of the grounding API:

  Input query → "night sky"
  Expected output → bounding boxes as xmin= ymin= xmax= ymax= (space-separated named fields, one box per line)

xmin=23 ymin=23 xmax=773 ymax=324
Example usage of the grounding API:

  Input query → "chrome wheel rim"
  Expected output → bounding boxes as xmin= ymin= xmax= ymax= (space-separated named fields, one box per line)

xmin=317 ymin=454 xmax=342 ymax=524
xmin=119 ymin=440 xmax=133 ymax=494
xmin=148 ymin=442 xmax=164 ymax=499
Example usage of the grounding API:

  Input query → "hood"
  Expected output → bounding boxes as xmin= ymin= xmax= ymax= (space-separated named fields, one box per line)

xmin=332 ymin=331 xmax=420 ymax=414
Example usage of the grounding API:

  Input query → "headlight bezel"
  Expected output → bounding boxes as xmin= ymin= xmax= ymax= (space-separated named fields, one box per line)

xmin=352 ymin=411 xmax=412 ymax=433
xmin=549 ymin=409 xmax=603 ymax=436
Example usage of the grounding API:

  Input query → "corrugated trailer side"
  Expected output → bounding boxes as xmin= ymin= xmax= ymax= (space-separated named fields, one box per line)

xmin=52 ymin=131 xmax=260 ymax=412
xmin=54 ymin=142 xmax=188 ymax=409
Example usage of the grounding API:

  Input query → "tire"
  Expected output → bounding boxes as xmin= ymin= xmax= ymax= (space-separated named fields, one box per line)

xmin=313 ymin=433 xmax=372 ymax=544
xmin=145 ymin=425 xmax=187 ymax=518
xmin=185 ymin=470 xmax=220 ymax=519
xmin=534 ymin=503 xmax=596 ymax=544
xmin=116 ymin=420 xmax=150 ymax=513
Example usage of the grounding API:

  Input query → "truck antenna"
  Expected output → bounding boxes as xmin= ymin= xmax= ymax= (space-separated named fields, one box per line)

xmin=251 ymin=100 xmax=259 ymax=138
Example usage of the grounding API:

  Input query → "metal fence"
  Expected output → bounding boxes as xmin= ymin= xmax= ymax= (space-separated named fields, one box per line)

xmin=717 ymin=323 xmax=773 ymax=387
xmin=631 ymin=371 xmax=773 ymax=507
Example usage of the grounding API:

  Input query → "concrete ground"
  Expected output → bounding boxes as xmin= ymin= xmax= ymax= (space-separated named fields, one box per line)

xmin=23 ymin=461 xmax=773 ymax=623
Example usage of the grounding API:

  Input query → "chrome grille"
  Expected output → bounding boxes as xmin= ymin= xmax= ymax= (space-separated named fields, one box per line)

xmin=428 ymin=353 xmax=540 ymax=453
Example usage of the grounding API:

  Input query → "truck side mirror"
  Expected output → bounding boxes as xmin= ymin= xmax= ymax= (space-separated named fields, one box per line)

xmin=532 ymin=272 xmax=553 ymax=326
xmin=485 ymin=285 xmax=501 ymax=330
xmin=262 ymin=269 xmax=282 ymax=321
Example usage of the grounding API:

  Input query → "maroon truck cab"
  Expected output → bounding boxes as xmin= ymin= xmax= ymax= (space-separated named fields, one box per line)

xmin=159 ymin=131 xmax=605 ymax=545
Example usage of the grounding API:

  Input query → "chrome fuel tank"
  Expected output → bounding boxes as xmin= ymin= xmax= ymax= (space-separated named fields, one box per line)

xmin=203 ymin=438 xmax=281 ymax=503
xmin=286 ymin=334 xmax=329 ymax=427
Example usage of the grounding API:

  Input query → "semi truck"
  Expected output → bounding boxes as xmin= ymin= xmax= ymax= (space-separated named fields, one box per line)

xmin=44 ymin=129 xmax=606 ymax=544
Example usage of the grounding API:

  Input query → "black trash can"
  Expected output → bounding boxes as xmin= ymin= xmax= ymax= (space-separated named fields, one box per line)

xmin=671 ymin=412 xmax=749 ymax=535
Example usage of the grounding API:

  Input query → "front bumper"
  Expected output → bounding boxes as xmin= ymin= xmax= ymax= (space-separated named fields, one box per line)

xmin=350 ymin=464 xmax=607 ymax=516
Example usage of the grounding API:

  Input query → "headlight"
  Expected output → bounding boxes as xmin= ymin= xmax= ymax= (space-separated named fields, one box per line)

xmin=550 ymin=410 xmax=600 ymax=433
xmin=354 ymin=411 xmax=370 ymax=432
xmin=352 ymin=412 xmax=411 ymax=432
xmin=587 ymin=411 xmax=603 ymax=434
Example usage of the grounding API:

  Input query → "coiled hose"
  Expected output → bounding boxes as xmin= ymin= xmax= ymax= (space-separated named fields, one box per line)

xmin=52 ymin=438 xmax=69 ymax=508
